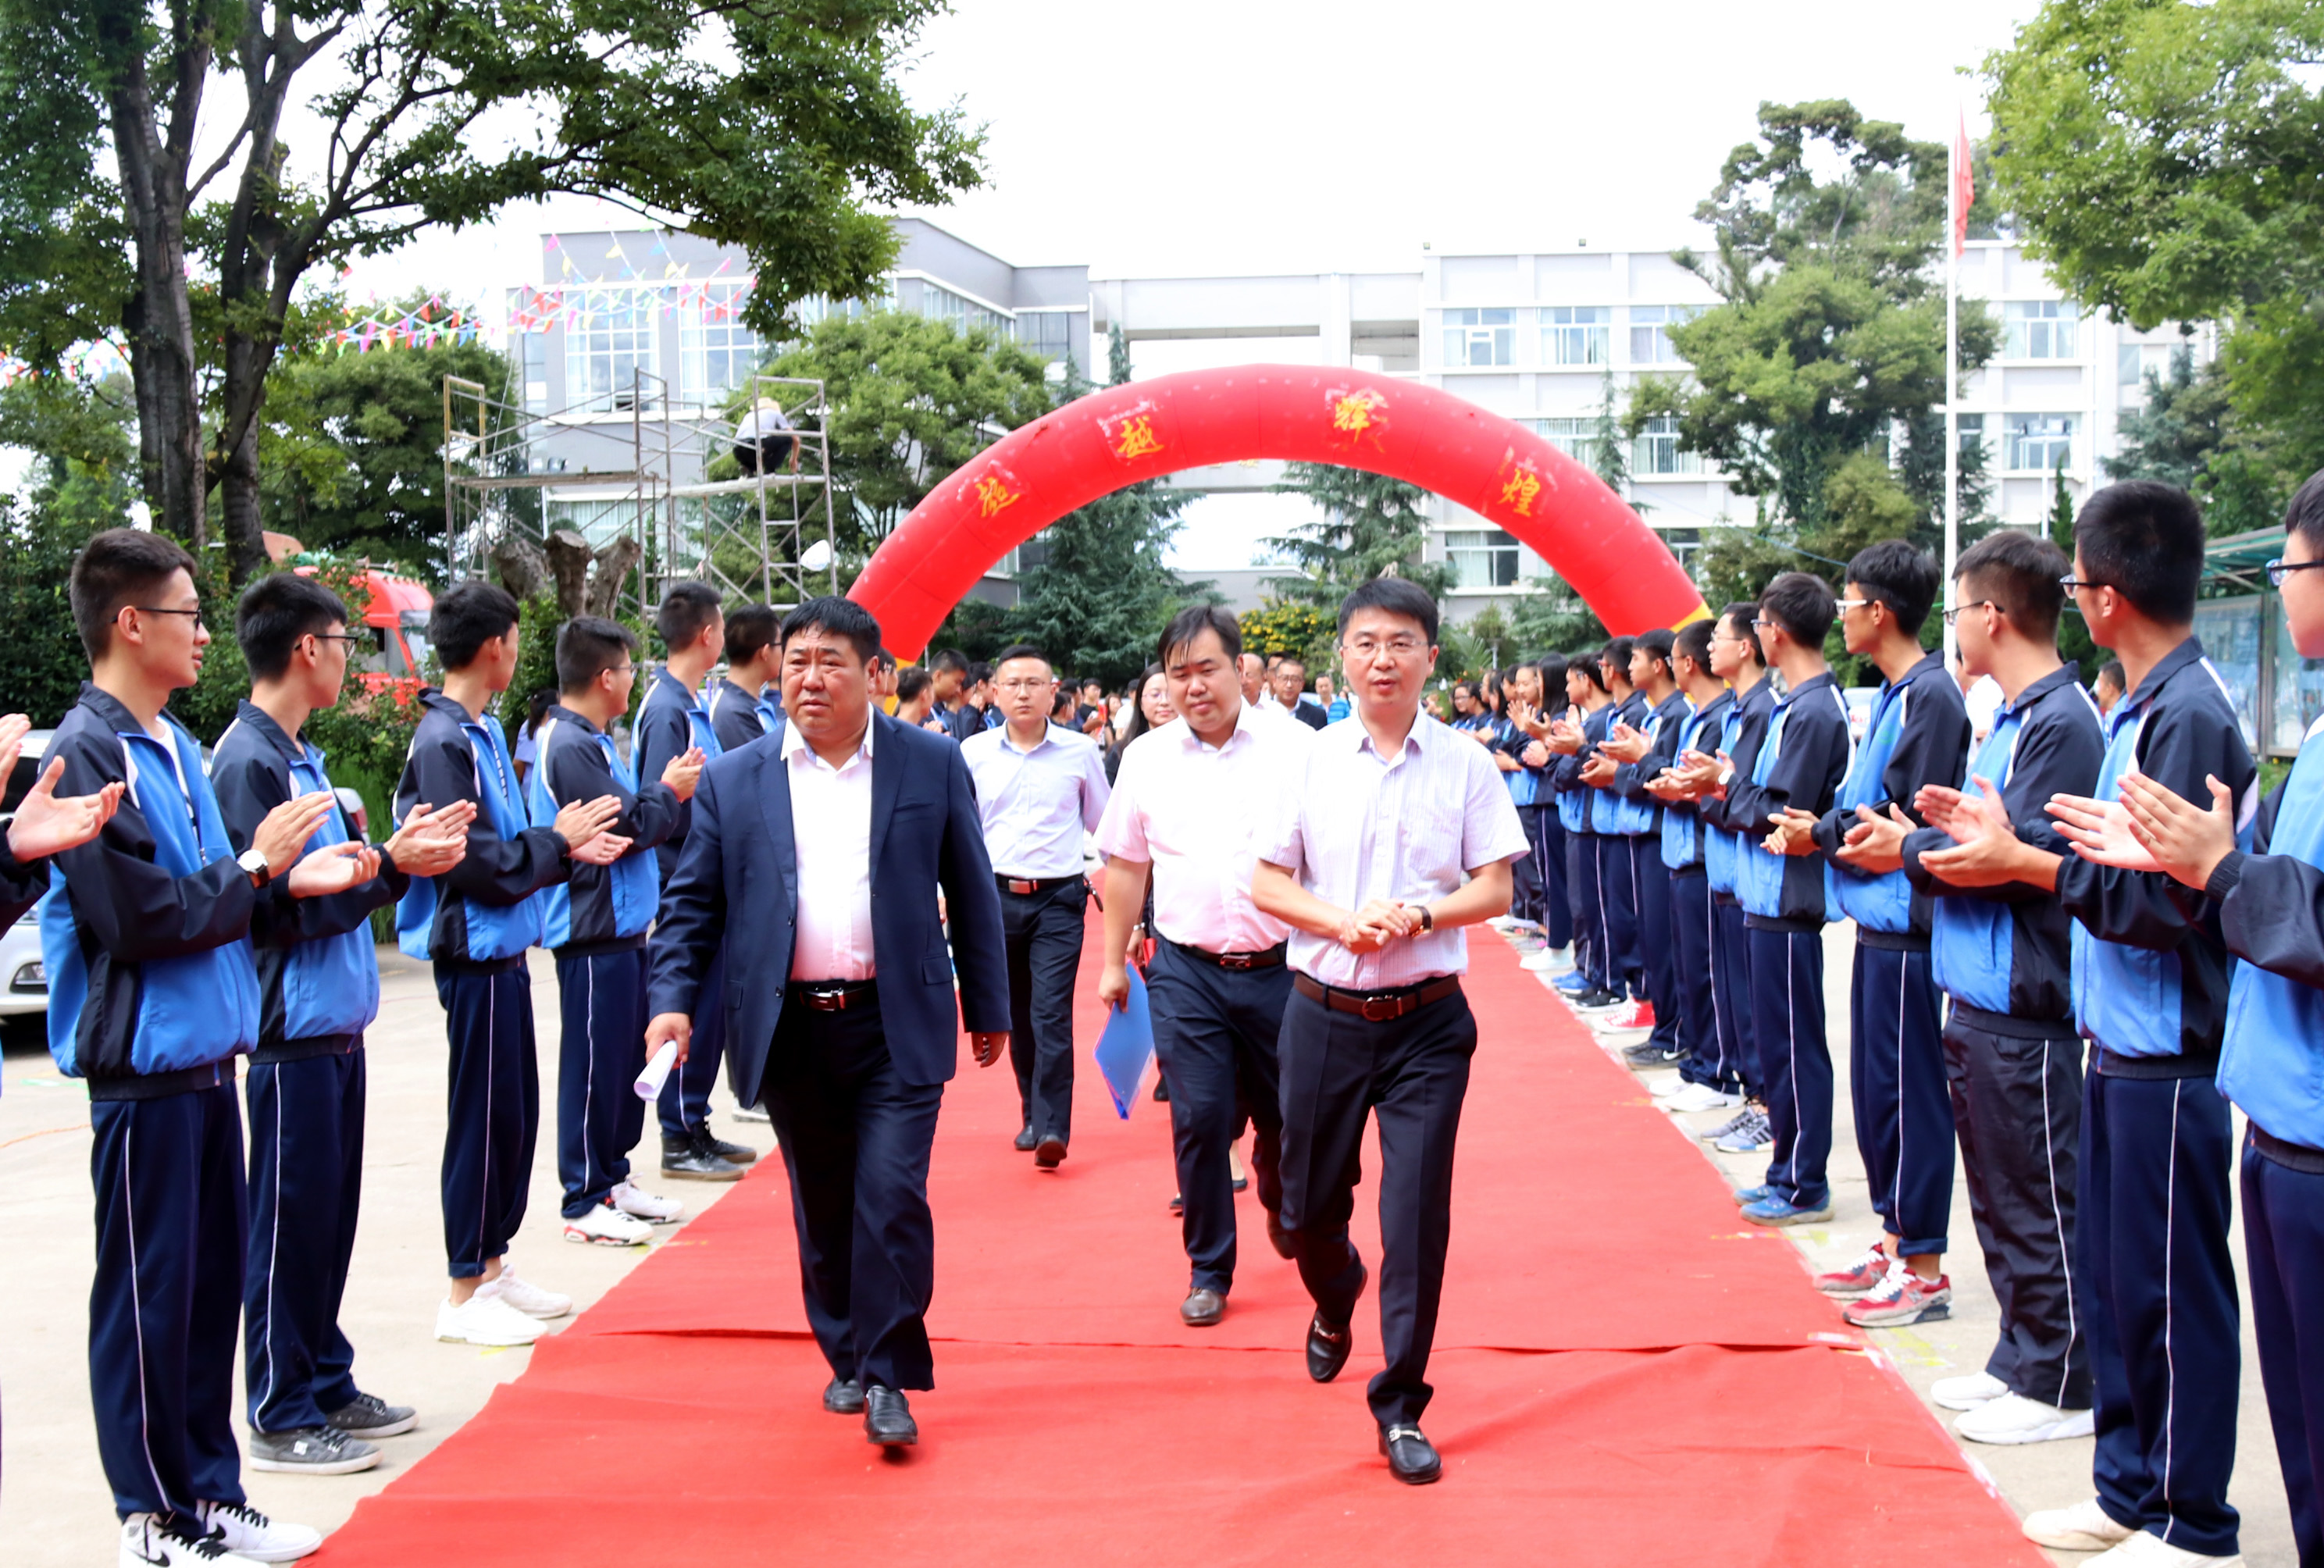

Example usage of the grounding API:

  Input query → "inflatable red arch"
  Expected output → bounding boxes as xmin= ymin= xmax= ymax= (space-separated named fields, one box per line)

xmin=847 ymin=364 xmax=1707 ymax=660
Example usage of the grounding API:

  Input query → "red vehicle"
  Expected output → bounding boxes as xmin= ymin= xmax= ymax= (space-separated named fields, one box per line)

xmin=292 ymin=565 xmax=435 ymax=694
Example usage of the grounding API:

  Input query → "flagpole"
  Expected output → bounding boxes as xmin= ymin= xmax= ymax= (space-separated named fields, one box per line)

xmin=1943 ymin=114 xmax=1962 ymax=670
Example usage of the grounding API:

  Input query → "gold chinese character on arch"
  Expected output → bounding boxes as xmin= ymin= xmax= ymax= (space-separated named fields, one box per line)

xmin=974 ymin=474 xmax=1021 ymax=519
xmin=1499 ymin=468 xmax=1543 ymax=517
xmin=1331 ymin=390 xmax=1384 ymax=437
xmin=1113 ymin=413 xmax=1164 ymax=461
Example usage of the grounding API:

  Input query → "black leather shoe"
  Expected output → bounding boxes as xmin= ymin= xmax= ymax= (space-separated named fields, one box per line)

xmin=1167 ymin=1192 xmax=1183 ymax=1215
xmin=1180 ymin=1288 xmax=1224 ymax=1327
xmin=1034 ymin=1134 xmax=1067 ymax=1170
xmin=700 ymin=1130 xmax=757 ymax=1166
xmin=822 ymin=1377 xmax=864 ymax=1415
xmin=1378 ymin=1424 xmax=1442 ymax=1484
xmin=1265 ymin=1208 xmax=1296 ymax=1260
xmin=1306 ymin=1310 xmax=1353 ymax=1382
xmin=661 ymin=1142 xmax=743 ymax=1181
xmin=864 ymin=1384 xmax=916 ymax=1446
xmin=1013 ymin=1124 xmax=1039 ymax=1152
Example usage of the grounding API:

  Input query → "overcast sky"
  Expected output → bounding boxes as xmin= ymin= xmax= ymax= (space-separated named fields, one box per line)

xmin=348 ymin=0 xmax=2049 ymax=568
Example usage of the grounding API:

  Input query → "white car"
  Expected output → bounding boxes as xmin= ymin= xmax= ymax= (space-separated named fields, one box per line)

xmin=0 ymin=908 xmax=44 ymax=1017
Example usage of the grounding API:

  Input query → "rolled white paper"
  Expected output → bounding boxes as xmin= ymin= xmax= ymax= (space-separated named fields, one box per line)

xmin=634 ymin=1042 xmax=679 ymax=1102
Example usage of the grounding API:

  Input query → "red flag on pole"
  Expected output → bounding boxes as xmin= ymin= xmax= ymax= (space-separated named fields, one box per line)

xmin=1952 ymin=113 xmax=1975 ymax=256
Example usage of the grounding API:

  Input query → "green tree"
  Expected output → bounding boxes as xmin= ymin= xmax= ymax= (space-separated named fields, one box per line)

xmin=766 ymin=308 xmax=1053 ymax=554
xmin=1503 ymin=577 xmax=1608 ymax=659
xmin=1004 ymin=332 xmax=1202 ymax=686
xmin=2101 ymin=344 xmax=2287 ymax=536
xmin=1984 ymin=0 xmax=2324 ymax=494
xmin=1264 ymin=464 xmax=1454 ymax=609
xmin=1239 ymin=602 xmax=1336 ymax=667
xmin=0 ymin=0 xmax=986 ymax=583
xmin=2045 ymin=462 xmax=2105 ymax=681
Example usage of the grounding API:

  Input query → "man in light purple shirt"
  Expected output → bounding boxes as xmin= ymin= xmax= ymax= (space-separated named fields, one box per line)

xmin=1252 ymin=576 xmax=1529 ymax=1487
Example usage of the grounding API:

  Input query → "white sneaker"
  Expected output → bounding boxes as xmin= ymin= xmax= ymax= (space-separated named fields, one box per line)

xmin=1650 ymin=1074 xmax=1692 ymax=1099
xmin=1488 ymin=914 xmax=1524 ymax=931
xmin=2022 ymin=1499 xmax=2139 ymax=1552
xmin=732 ymin=1104 xmax=772 ymax=1124
xmin=2087 ymin=1531 xmax=2243 ymax=1566
xmin=121 ymin=1514 xmax=262 ymax=1566
xmin=564 ymin=1202 xmax=654 ymax=1245
xmin=194 ymin=1502 xmax=320 ymax=1564
xmin=1520 ymin=948 xmax=1561 ymax=971
xmin=479 ymin=1263 xmax=572 ymax=1320
xmin=436 ymin=1292 xmax=547 ymax=1346
xmin=1931 ymin=1370 xmax=2009 ymax=1410
xmin=610 ymin=1180 xmax=683 ymax=1224
xmin=1958 ymin=1392 xmax=2096 ymax=1445
xmin=1664 ymin=1082 xmax=1745 ymax=1114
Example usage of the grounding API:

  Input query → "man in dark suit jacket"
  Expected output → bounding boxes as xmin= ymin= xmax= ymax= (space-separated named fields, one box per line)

xmin=648 ymin=596 xmax=1010 ymax=1449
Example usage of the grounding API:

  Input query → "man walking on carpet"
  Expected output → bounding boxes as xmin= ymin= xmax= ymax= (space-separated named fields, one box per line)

xmin=647 ymin=597 xmax=1011 ymax=1449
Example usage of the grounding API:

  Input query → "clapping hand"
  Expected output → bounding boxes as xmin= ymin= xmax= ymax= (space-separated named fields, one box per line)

xmin=287 ymin=841 xmax=383 ymax=898
xmin=1545 ymin=715 xmax=1586 ymax=755
xmin=1762 ymin=805 xmax=1822 ymax=857
xmin=2043 ymin=788 xmax=2154 ymax=871
xmin=1917 ymin=775 xmax=2027 ymax=886
xmin=252 ymin=792 xmax=340 ymax=872
xmin=1834 ymin=804 xmax=1913 ymax=873
xmin=1520 ymin=739 xmax=1550 ymax=768
xmin=1673 ymin=748 xmax=1729 ymax=797
xmin=5 ymin=757 xmax=124 ymax=861
xmin=569 ymin=832 xmax=634 ymax=867
xmin=553 ymin=793 xmax=624 ymax=857
xmin=1599 ymin=722 xmax=1652 ymax=764
xmin=2116 ymin=772 xmax=2241 ymax=889
xmin=660 ymin=747 xmax=707 ymax=802
xmin=381 ymin=800 xmax=476 ymax=878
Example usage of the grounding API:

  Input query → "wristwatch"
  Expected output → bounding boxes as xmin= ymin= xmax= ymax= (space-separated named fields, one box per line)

xmin=237 ymin=848 xmax=272 ymax=889
xmin=1415 ymin=905 xmax=1435 ymax=933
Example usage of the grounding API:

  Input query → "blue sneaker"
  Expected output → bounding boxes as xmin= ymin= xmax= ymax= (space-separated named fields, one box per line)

xmin=1713 ymin=1107 xmax=1773 ymax=1153
xmin=1740 ymin=1195 xmax=1834 ymax=1227
xmin=1731 ymin=1184 xmax=1777 ymax=1206
xmin=1552 ymin=971 xmax=1594 ymax=994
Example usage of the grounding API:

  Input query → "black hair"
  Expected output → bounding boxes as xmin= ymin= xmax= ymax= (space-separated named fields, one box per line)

xmin=70 ymin=527 xmax=200 ymax=661
xmin=723 ymin=603 xmax=779 ymax=667
xmin=1636 ymin=627 xmax=1676 ymax=679
xmin=1674 ymin=618 xmax=1715 ymax=670
xmin=1050 ymin=686 xmax=1077 ymax=720
xmin=1534 ymin=652 xmax=1569 ymax=696
xmin=2098 ymin=658 xmax=2126 ymax=691
xmin=237 ymin=572 xmax=351 ymax=681
xmin=1758 ymin=571 xmax=1836 ymax=647
xmin=993 ymin=643 xmax=1050 ymax=670
xmin=874 ymin=647 xmax=896 ymax=672
xmin=968 ymin=660 xmax=993 ymax=686
xmin=929 ymin=647 xmax=970 ymax=676
xmin=2283 ymin=468 xmax=2324 ymax=554
xmin=1478 ymin=669 xmax=1504 ymax=712
xmin=1846 ymin=540 xmax=1941 ymax=634
xmin=778 ymin=595 xmax=882 ymax=665
xmin=1336 ymin=576 xmax=1439 ymax=643
xmin=1720 ymin=601 xmax=1764 ymax=665
xmin=1276 ymin=654 xmax=1306 ymax=675
xmin=430 ymin=579 xmax=523 ymax=673
xmin=1955 ymin=528 xmax=2069 ymax=641
xmin=1080 ymin=675 xmax=1103 ymax=693
xmin=896 ymin=666 xmax=932 ymax=704
xmin=1157 ymin=604 xmax=1243 ymax=668
xmin=1115 ymin=662 xmax=1170 ymax=756
xmin=2074 ymin=480 xmax=2205 ymax=625
xmin=1599 ymin=636 xmax=1635 ymax=683
xmin=555 ymin=615 xmax=640 ymax=693
xmin=526 ymin=686 xmax=557 ymax=736
xmin=655 ymin=579 xmax=722 ymax=653
xmin=1570 ymin=651 xmax=1609 ymax=693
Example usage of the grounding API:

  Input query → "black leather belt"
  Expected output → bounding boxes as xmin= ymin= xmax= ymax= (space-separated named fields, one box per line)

xmin=996 ymin=873 xmax=1081 ymax=896
xmin=788 ymin=979 xmax=876 ymax=1013
xmin=1174 ymin=939 xmax=1286 ymax=971
xmin=1292 ymin=971 xmax=1461 ymax=1022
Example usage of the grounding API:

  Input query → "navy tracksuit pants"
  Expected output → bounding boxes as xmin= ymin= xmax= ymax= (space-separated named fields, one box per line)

xmin=244 ymin=1042 xmax=365 ymax=1434
xmin=89 ymin=1078 xmax=250 ymax=1523
xmin=1568 ymin=831 xmax=1604 ymax=989
xmin=1146 ymin=939 xmax=1289 ymax=1295
xmin=1713 ymin=894 xmax=1758 ymax=1098
xmin=557 ymin=945 xmax=650 ymax=1220
xmin=1635 ymin=843 xmax=1679 ymax=1051
xmin=658 ymin=941 xmax=725 ymax=1138
xmin=764 ymin=991 xmax=945 ymax=1392
xmin=1597 ymin=833 xmax=1643 ymax=1001
xmin=437 ymin=962 xmax=540 ymax=1278
xmin=2242 ymin=1131 xmax=2324 ymax=1568
xmin=1526 ymin=805 xmax=1570 ymax=949
xmin=1278 ymin=983 xmax=1476 ymax=1430
xmin=1944 ymin=1014 xmax=2089 ymax=1411
xmin=1000 ymin=879 xmax=1088 ymax=1144
xmin=1848 ymin=943 xmax=1951 ymax=1257
xmin=1751 ymin=924 xmax=1830 ymax=1210
xmin=2083 ymin=1064 xmax=2240 ymax=1558
xmin=1671 ymin=871 xmax=1729 ymax=1089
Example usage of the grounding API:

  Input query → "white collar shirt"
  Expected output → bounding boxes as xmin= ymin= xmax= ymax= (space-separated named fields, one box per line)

xmin=960 ymin=722 xmax=1112 ymax=879
xmin=782 ymin=717 xmax=877 ymax=982
xmin=1260 ymin=709 xmax=1530 ymax=989
xmin=1094 ymin=700 xmax=1309 ymax=954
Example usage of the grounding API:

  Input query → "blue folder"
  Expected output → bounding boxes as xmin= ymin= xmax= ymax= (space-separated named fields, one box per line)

xmin=1093 ymin=966 xmax=1157 ymax=1119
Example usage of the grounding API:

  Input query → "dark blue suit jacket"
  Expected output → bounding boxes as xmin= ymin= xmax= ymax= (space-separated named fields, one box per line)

xmin=647 ymin=711 xmax=1010 ymax=1098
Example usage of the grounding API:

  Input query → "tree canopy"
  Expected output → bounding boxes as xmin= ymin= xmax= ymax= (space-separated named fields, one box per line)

xmin=1264 ymin=464 xmax=1454 ymax=608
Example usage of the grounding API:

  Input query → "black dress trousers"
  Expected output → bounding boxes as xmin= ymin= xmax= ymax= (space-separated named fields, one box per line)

xmin=999 ymin=878 xmax=1087 ymax=1142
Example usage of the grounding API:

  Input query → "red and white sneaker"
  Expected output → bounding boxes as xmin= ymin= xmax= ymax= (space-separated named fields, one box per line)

xmin=1844 ymin=1264 xmax=1952 ymax=1327
xmin=1815 ymin=1241 xmax=1889 ymax=1296
xmin=1592 ymin=1000 xmax=1656 ymax=1032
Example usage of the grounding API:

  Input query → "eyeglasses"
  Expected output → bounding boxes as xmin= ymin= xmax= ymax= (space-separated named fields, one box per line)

xmin=1345 ymin=636 xmax=1427 ymax=658
xmin=2266 ymin=558 xmax=2324 ymax=588
xmin=995 ymin=678 xmax=1051 ymax=693
xmin=1941 ymin=600 xmax=1999 ymax=625
xmin=130 ymin=605 xmax=205 ymax=625
xmin=309 ymin=632 xmax=365 ymax=649
xmin=1835 ymin=597 xmax=1873 ymax=614
xmin=1749 ymin=617 xmax=1773 ymax=630
xmin=2057 ymin=572 xmax=2108 ymax=593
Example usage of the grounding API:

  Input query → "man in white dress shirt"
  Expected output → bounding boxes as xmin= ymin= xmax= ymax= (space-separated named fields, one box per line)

xmin=1252 ymin=576 xmax=1530 ymax=1486
xmin=962 ymin=644 xmax=1111 ymax=1167
xmin=1098 ymin=607 xmax=1311 ymax=1327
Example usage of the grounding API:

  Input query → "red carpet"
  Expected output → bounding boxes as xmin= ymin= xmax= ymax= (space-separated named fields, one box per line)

xmin=315 ymin=922 xmax=2044 ymax=1566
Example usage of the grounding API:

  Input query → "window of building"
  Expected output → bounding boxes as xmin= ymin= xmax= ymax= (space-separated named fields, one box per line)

xmin=679 ymin=281 xmax=760 ymax=405
xmin=2005 ymin=300 xmax=2079 ymax=360
xmin=1442 ymin=308 xmax=1516 ymax=367
xmin=1445 ymin=529 xmax=1520 ymax=589
xmin=1956 ymin=412 xmax=1985 ymax=457
xmin=516 ymin=332 xmax=549 ymax=414
xmin=918 ymin=282 xmax=1011 ymax=338
xmin=1528 ymin=416 xmax=1603 ymax=472
xmin=1627 ymin=305 xmax=1697 ymax=364
xmin=1540 ymin=305 xmax=1609 ymax=367
xmin=1631 ymin=415 xmax=1700 ymax=476
xmin=1015 ymin=311 xmax=1074 ymax=364
xmin=565 ymin=289 xmax=659 ymax=412
xmin=2005 ymin=413 xmax=2076 ymax=472
xmin=2119 ymin=343 xmax=2146 ymax=387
